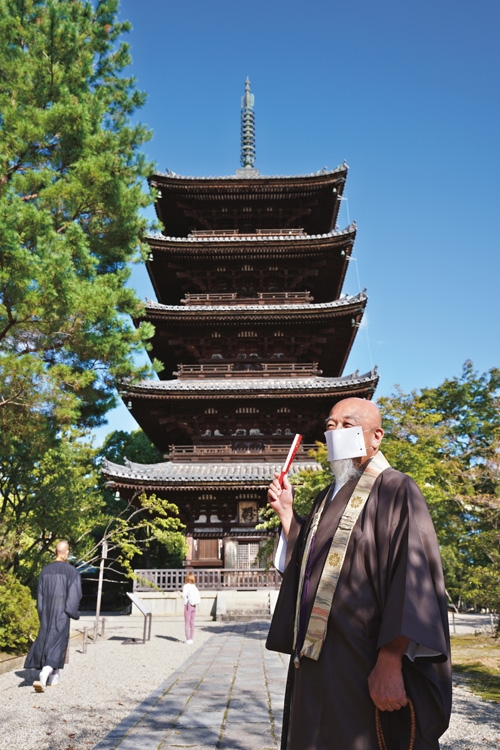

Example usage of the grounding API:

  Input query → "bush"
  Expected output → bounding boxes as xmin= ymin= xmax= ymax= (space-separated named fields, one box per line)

xmin=0 ymin=572 xmax=39 ymax=654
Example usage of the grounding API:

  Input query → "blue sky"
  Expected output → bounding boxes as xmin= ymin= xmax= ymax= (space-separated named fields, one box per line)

xmin=94 ymin=0 xmax=500 ymax=443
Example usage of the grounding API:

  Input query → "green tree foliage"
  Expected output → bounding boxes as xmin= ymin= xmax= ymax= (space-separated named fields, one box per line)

xmin=290 ymin=442 xmax=333 ymax=513
xmin=378 ymin=361 xmax=500 ymax=610
xmin=0 ymin=0 xmax=157 ymax=430
xmin=95 ymin=430 xmax=187 ymax=570
xmin=99 ymin=428 xmax=163 ymax=465
xmin=0 ymin=572 xmax=39 ymax=653
xmin=0 ymin=2 xmax=187 ymax=613
xmin=82 ymin=491 xmax=187 ymax=581
xmin=0 ymin=429 xmax=107 ymax=585
xmin=0 ymin=424 xmax=186 ymax=587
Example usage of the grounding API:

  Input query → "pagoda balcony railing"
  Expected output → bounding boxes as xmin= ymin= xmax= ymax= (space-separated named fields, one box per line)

xmin=133 ymin=568 xmax=281 ymax=591
xmin=181 ymin=291 xmax=313 ymax=305
xmin=174 ymin=362 xmax=321 ymax=379
xmin=188 ymin=228 xmax=306 ymax=238
xmin=167 ymin=443 xmax=316 ymax=463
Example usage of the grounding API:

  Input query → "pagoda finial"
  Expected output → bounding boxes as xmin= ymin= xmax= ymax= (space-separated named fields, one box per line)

xmin=240 ymin=78 xmax=256 ymax=169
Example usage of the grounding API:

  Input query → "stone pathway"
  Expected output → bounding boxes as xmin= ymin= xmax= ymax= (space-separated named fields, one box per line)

xmin=93 ymin=621 xmax=287 ymax=750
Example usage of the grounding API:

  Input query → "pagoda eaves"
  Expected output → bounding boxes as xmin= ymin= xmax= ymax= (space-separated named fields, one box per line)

xmin=127 ymin=368 xmax=378 ymax=397
xmin=103 ymin=457 xmax=321 ymax=488
xmin=123 ymin=369 xmax=379 ymax=453
xmin=149 ymin=166 xmax=348 ymax=237
xmin=103 ymin=457 xmax=322 ymax=536
xmin=141 ymin=293 xmax=367 ymax=379
xmin=145 ymin=225 xmax=356 ymax=305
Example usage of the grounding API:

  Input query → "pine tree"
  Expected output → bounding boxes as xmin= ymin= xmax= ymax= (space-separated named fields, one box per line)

xmin=0 ymin=0 xmax=163 ymax=579
xmin=0 ymin=0 xmax=156 ymax=429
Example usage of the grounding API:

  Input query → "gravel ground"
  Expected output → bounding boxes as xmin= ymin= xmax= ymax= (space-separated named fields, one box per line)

xmin=1 ymin=614 xmax=220 ymax=750
xmin=1 ymin=614 xmax=500 ymax=750
xmin=441 ymin=675 xmax=500 ymax=749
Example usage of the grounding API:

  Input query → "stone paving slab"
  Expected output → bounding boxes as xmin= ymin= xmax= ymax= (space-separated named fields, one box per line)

xmin=219 ymin=724 xmax=277 ymax=750
xmin=113 ymin=731 xmax=169 ymax=750
xmin=177 ymin=710 xmax=227 ymax=727
xmin=226 ymin=708 xmax=273 ymax=724
xmin=92 ymin=620 xmax=287 ymax=750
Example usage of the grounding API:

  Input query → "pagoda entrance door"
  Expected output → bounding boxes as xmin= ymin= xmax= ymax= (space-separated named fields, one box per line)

xmin=192 ymin=538 xmax=221 ymax=567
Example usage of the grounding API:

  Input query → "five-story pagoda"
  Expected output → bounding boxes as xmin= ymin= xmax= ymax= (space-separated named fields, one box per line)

xmin=103 ymin=80 xmax=378 ymax=569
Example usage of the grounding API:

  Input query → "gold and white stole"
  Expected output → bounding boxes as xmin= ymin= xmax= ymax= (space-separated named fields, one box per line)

xmin=293 ymin=451 xmax=391 ymax=666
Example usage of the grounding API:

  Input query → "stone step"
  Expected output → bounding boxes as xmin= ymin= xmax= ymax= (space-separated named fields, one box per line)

xmin=218 ymin=613 xmax=271 ymax=622
xmin=216 ymin=590 xmax=278 ymax=621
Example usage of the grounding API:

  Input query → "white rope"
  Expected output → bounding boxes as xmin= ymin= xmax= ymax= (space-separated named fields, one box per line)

xmin=347 ymin=253 xmax=375 ymax=371
xmin=338 ymin=192 xmax=375 ymax=371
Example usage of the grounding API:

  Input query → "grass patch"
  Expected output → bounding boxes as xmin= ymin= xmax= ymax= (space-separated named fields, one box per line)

xmin=451 ymin=633 xmax=500 ymax=702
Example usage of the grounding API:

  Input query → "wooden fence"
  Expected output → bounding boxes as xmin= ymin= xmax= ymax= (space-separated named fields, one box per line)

xmin=133 ymin=568 xmax=281 ymax=592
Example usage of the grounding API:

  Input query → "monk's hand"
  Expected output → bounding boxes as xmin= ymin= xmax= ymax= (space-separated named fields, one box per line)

xmin=367 ymin=638 xmax=409 ymax=712
xmin=268 ymin=473 xmax=294 ymax=538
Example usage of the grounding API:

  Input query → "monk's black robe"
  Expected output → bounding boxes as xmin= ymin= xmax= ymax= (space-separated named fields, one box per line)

xmin=266 ymin=467 xmax=452 ymax=750
xmin=25 ymin=561 xmax=82 ymax=670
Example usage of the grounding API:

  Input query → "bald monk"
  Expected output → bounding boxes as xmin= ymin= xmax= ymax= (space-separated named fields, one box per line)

xmin=25 ymin=540 xmax=82 ymax=692
xmin=266 ymin=397 xmax=452 ymax=750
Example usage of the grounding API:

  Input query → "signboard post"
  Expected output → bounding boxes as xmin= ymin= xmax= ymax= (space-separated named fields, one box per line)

xmin=125 ymin=592 xmax=152 ymax=644
xmin=93 ymin=539 xmax=108 ymax=642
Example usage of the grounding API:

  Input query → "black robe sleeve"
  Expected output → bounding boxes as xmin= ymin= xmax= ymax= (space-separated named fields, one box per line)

xmin=65 ymin=567 xmax=82 ymax=620
xmin=376 ymin=473 xmax=449 ymax=660
xmin=374 ymin=471 xmax=452 ymax=743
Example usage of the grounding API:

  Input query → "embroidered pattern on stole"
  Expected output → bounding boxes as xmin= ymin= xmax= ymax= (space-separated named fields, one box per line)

xmin=293 ymin=451 xmax=391 ymax=667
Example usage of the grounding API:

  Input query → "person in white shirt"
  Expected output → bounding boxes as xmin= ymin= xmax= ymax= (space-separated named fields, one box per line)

xmin=182 ymin=571 xmax=200 ymax=644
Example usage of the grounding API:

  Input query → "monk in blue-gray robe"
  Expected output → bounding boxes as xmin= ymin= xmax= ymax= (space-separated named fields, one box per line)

xmin=25 ymin=540 xmax=82 ymax=691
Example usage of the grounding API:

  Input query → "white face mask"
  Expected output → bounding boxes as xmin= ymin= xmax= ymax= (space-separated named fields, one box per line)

xmin=324 ymin=425 xmax=367 ymax=461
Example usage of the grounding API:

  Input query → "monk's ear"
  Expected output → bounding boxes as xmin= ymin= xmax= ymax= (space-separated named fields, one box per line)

xmin=372 ymin=427 xmax=384 ymax=449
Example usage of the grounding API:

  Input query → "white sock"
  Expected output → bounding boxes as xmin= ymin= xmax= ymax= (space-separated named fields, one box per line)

xmin=40 ymin=665 xmax=53 ymax=686
xmin=47 ymin=669 xmax=60 ymax=685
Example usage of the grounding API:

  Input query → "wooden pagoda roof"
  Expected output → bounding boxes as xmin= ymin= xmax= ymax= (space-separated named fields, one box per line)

xmin=149 ymin=166 xmax=348 ymax=237
xmin=143 ymin=291 xmax=366 ymax=322
xmin=140 ymin=292 xmax=367 ymax=378
xmin=125 ymin=368 xmax=378 ymax=400
xmin=102 ymin=457 xmax=321 ymax=490
xmin=146 ymin=224 xmax=355 ymax=249
xmin=122 ymin=369 xmax=378 ymax=452
xmin=145 ymin=225 xmax=356 ymax=304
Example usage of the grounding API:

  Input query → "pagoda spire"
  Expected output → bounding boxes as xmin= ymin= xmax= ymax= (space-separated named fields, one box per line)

xmin=240 ymin=78 xmax=256 ymax=169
